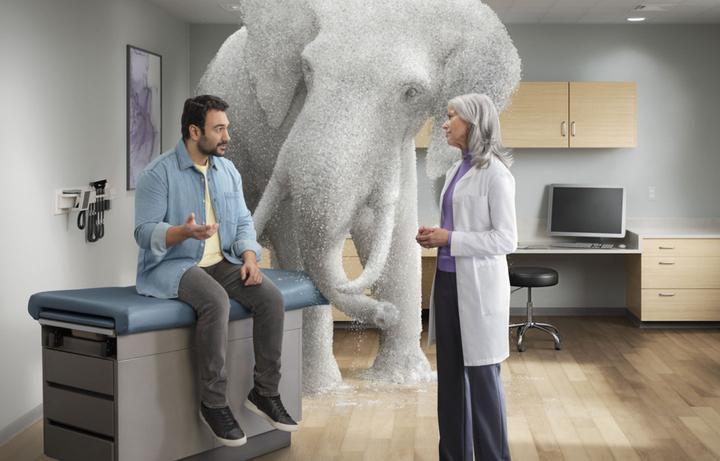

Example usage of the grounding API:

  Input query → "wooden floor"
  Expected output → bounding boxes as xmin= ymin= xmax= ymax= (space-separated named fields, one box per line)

xmin=2 ymin=316 xmax=720 ymax=460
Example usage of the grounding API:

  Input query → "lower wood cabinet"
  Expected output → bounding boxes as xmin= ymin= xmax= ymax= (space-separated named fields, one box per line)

xmin=627 ymin=238 xmax=720 ymax=321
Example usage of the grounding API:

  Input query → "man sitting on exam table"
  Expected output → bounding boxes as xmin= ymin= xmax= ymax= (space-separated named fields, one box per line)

xmin=133 ymin=95 xmax=298 ymax=448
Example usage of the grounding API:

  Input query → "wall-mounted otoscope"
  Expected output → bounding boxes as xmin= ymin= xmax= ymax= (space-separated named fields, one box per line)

xmin=55 ymin=179 xmax=112 ymax=243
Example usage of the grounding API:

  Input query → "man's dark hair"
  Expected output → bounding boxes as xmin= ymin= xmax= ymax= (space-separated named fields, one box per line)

xmin=181 ymin=95 xmax=229 ymax=139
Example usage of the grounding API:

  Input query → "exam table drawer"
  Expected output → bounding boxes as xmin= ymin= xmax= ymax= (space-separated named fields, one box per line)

xmin=641 ymin=289 xmax=720 ymax=321
xmin=43 ymin=348 xmax=114 ymax=396
xmin=44 ymin=384 xmax=115 ymax=437
xmin=44 ymin=420 xmax=115 ymax=461
xmin=642 ymin=238 xmax=720 ymax=257
xmin=641 ymin=257 xmax=720 ymax=289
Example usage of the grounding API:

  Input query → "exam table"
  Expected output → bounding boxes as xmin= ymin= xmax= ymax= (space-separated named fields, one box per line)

xmin=27 ymin=269 xmax=325 ymax=461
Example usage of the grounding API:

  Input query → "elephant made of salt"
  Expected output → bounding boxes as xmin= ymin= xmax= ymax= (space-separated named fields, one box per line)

xmin=198 ymin=0 xmax=520 ymax=393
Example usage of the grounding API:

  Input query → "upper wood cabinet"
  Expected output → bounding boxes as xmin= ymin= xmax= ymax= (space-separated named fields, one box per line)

xmin=500 ymin=81 xmax=637 ymax=148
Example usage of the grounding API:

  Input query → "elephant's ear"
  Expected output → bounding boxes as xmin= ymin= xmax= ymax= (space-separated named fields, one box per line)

xmin=426 ymin=2 xmax=521 ymax=178
xmin=240 ymin=0 xmax=318 ymax=129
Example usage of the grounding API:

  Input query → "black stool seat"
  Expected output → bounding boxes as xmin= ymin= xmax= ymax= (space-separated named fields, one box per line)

xmin=509 ymin=267 xmax=558 ymax=288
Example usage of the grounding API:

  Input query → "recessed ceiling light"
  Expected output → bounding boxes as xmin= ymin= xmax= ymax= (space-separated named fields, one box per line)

xmin=627 ymin=17 xmax=646 ymax=22
xmin=219 ymin=2 xmax=241 ymax=12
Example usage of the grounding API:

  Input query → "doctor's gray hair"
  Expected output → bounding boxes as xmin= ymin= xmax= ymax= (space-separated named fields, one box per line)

xmin=448 ymin=93 xmax=513 ymax=169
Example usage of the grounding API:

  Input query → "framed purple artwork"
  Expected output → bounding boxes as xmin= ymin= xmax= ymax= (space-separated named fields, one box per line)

xmin=127 ymin=45 xmax=162 ymax=190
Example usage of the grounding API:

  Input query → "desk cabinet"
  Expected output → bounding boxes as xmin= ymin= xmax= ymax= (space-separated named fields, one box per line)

xmin=500 ymin=82 xmax=637 ymax=148
xmin=627 ymin=238 xmax=720 ymax=321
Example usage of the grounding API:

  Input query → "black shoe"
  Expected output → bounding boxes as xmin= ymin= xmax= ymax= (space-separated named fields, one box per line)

xmin=199 ymin=403 xmax=247 ymax=447
xmin=244 ymin=388 xmax=299 ymax=432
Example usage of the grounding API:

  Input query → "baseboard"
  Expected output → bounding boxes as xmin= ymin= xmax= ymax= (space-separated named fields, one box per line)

xmin=510 ymin=307 xmax=629 ymax=316
xmin=0 ymin=404 xmax=42 ymax=446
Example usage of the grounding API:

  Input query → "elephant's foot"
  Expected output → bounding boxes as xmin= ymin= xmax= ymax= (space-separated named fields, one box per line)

xmin=302 ymin=305 xmax=342 ymax=395
xmin=361 ymin=334 xmax=433 ymax=384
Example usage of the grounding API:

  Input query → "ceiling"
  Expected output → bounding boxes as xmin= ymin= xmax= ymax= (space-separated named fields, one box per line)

xmin=146 ymin=0 xmax=720 ymax=24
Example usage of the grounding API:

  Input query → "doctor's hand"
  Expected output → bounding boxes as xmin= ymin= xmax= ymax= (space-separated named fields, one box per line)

xmin=183 ymin=213 xmax=219 ymax=240
xmin=415 ymin=226 xmax=449 ymax=248
xmin=240 ymin=251 xmax=263 ymax=286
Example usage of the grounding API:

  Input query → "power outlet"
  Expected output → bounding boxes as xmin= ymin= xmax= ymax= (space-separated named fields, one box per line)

xmin=648 ymin=186 xmax=656 ymax=201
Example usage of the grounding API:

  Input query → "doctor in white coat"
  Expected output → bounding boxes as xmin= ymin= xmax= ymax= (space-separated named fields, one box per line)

xmin=416 ymin=93 xmax=517 ymax=461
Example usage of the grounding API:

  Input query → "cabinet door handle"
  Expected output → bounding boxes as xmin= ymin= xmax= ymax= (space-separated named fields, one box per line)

xmin=658 ymin=246 xmax=675 ymax=250
xmin=561 ymin=121 xmax=567 ymax=137
xmin=571 ymin=121 xmax=576 ymax=137
xmin=658 ymin=292 xmax=676 ymax=297
xmin=658 ymin=261 xmax=675 ymax=265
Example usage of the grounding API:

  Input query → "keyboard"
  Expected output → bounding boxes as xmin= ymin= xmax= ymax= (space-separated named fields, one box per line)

xmin=550 ymin=242 xmax=615 ymax=249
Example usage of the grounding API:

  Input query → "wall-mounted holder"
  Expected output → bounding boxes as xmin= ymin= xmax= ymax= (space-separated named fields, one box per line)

xmin=55 ymin=179 xmax=112 ymax=242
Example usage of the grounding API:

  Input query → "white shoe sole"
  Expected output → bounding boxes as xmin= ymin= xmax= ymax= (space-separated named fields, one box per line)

xmin=199 ymin=409 xmax=248 ymax=447
xmin=244 ymin=399 xmax=299 ymax=432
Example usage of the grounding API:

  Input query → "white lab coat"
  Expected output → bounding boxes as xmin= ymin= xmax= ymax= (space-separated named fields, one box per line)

xmin=427 ymin=155 xmax=518 ymax=366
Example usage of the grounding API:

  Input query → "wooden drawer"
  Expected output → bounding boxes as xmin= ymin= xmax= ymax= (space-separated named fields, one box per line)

xmin=43 ymin=349 xmax=114 ymax=396
xmin=641 ymin=257 xmax=720 ymax=289
xmin=44 ymin=420 xmax=114 ymax=461
xmin=44 ymin=384 xmax=115 ymax=437
xmin=641 ymin=289 xmax=720 ymax=321
xmin=642 ymin=238 xmax=720 ymax=257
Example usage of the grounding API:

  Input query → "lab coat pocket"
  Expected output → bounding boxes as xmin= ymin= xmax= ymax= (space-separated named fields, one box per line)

xmin=472 ymin=257 xmax=508 ymax=317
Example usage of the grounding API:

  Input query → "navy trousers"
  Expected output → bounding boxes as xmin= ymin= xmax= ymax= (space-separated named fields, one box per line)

xmin=434 ymin=270 xmax=511 ymax=461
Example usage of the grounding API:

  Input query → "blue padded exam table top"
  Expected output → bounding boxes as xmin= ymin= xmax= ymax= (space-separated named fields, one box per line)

xmin=28 ymin=269 xmax=327 ymax=335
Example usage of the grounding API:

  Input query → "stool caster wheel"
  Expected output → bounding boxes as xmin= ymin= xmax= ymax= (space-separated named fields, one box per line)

xmin=554 ymin=342 xmax=562 ymax=351
xmin=517 ymin=342 xmax=526 ymax=353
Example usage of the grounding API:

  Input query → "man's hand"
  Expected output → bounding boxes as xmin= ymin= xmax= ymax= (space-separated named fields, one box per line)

xmin=415 ymin=226 xmax=450 ymax=248
xmin=240 ymin=250 xmax=263 ymax=286
xmin=183 ymin=213 xmax=218 ymax=240
xmin=166 ymin=213 xmax=219 ymax=248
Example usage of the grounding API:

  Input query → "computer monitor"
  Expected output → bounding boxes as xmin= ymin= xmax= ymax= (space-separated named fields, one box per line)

xmin=547 ymin=184 xmax=626 ymax=238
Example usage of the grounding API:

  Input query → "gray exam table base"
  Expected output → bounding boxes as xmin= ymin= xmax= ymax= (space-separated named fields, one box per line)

xmin=27 ymin=269 xmax=326 ymax=461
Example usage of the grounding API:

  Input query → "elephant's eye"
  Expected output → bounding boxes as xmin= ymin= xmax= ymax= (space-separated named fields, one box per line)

xmin=404 ymin=87 xmax=419 ymax=99
xmin=301 ymin=60 xmax=313 ymax=78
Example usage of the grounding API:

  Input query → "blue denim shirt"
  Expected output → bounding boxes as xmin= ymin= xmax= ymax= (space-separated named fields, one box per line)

xmin=134 ymin=139 xmax=262 ymax=299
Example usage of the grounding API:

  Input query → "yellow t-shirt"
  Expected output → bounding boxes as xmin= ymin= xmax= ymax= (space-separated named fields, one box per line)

xmin=195 ymin=163 xmax=224 ymax=268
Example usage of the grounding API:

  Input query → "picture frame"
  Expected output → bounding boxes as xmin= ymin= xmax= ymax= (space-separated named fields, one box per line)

xmin=127 ymin=45 xmax=162 ymax=190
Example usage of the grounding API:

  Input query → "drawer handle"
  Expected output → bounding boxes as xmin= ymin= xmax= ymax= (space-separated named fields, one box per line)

xmin=658 ymin=292 xmax=676 ymax=297
xmin=561 ymin=121 xmax=567 ymax=137
xmin=658 ymin=261 xmax=675 ymax=265
xmin=658 ymin=246 xmax=675 ymax=250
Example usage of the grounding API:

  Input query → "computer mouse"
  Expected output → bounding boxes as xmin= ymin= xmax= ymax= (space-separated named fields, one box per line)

xmin=617 ymin=243 xmax=627 ymax=249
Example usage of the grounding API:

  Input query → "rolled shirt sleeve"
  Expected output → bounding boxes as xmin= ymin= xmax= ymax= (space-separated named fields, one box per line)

xmin=134 ymin=169 xmax=172 ymax=257
xmin=228 ymin=168 xmax=262 ymax=262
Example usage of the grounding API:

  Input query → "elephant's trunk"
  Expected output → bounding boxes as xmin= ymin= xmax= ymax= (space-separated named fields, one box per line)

xmin=275 ymin=93 xmax=403 ymax=326
xmin=336 ymin=177 xmax=399 ymax=294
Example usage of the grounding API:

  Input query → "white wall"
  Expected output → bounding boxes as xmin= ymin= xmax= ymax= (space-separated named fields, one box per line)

xmin=0 ymin=0 xmax=189 ymax=440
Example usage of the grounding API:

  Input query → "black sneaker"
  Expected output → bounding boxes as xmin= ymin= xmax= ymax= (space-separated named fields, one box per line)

xmin=244 ymin=388 xmax=299 ymax=432
xmin=199 ymin=403 xmax=247 ymax=447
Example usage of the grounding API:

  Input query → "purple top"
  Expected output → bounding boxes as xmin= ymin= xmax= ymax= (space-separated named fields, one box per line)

xmin=437 ymin=151 xmax=473 ymax=272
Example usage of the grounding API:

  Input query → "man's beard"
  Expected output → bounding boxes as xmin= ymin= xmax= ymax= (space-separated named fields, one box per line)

xmin=198 ymin=138 xmax=228 ymax=157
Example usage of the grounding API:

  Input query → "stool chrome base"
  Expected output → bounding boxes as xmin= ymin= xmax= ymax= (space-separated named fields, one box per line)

xmin=509 ymin=287 xmax=562 ymax=352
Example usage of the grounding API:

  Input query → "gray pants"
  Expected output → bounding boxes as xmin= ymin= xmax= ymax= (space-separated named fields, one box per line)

xmin=178 ymin=259 xmax=285 ymax=408
xmin=434 ymin=270 xmax=511 ymax=461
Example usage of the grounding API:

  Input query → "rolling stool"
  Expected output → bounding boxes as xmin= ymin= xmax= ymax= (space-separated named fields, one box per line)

xmin=509 ymin=266 xmax=562 ymax=352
